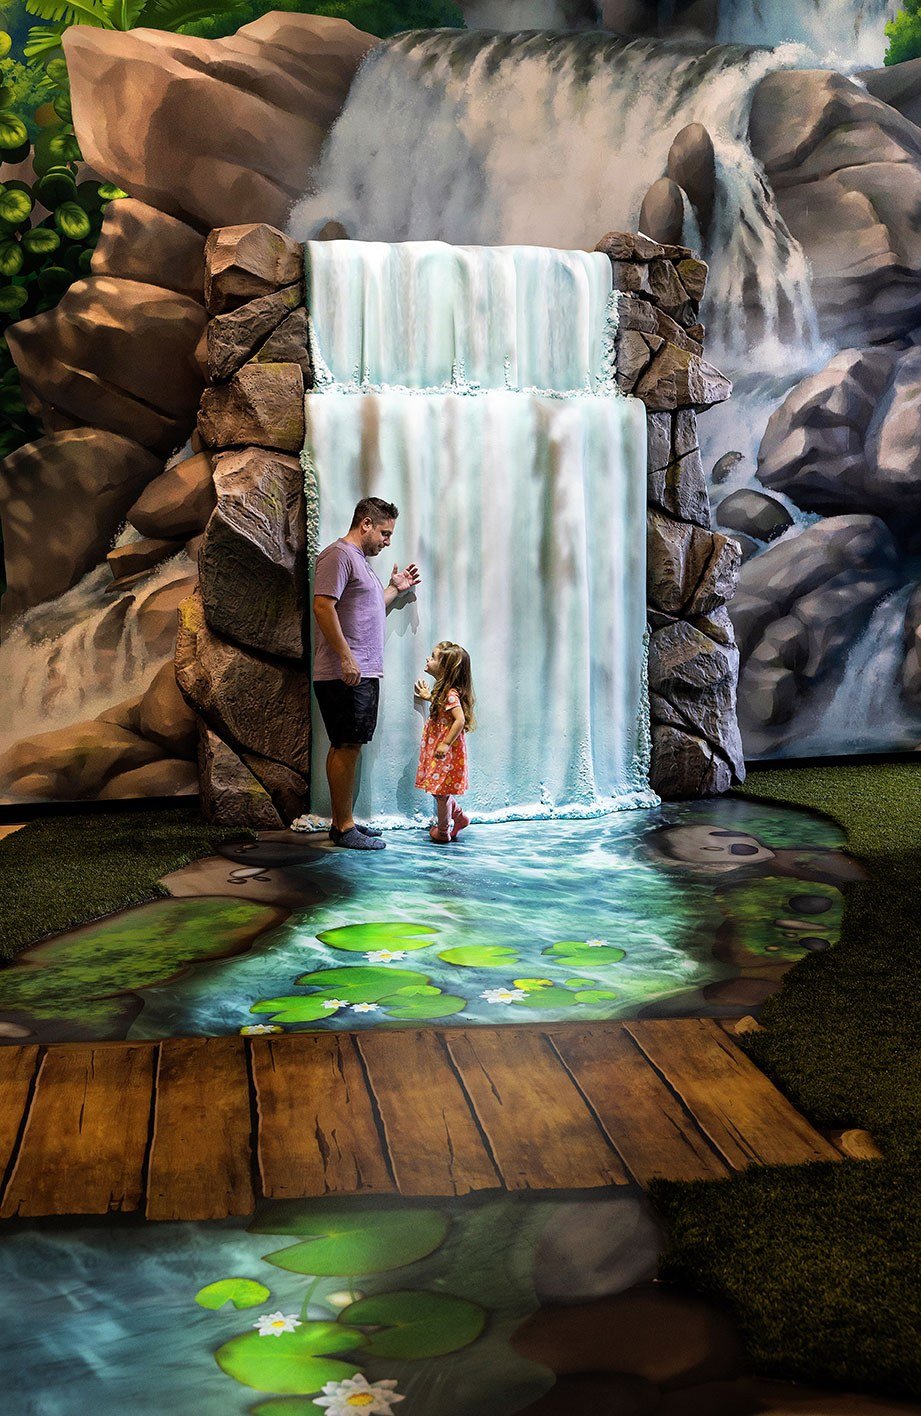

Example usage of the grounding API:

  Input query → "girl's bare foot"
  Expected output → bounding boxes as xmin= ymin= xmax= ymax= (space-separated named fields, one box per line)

xmin=429 ymin=825 xmax=453 ymax=844
xmin=451 ymin=805 xmax=470 ymax=836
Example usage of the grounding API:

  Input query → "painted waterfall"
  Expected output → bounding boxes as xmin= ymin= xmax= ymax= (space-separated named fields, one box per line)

xmin=303 ymin=240 xmax=652 ymax=824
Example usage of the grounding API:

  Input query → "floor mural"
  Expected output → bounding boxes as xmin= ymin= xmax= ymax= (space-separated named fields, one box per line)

xmin=0 ymin=799 xmax=862 ymax=1044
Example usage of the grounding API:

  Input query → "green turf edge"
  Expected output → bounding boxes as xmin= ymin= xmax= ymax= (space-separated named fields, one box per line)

xmin=0 ymin=805 xmax=255 ymax=960
xmin=649 ymin=761 xmax=921 ymax=1400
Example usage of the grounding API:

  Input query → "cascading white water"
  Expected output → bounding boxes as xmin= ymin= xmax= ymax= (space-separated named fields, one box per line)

xmin=716 ymin=0 xmax=897 ymax=67
xmin=288 ymin=30 xmax=823 ymax=373
xmin=303 ymin=239 xmax=653 ymax=823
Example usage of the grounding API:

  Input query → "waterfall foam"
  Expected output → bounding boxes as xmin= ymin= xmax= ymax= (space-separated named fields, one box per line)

xmin=289 ymin=30 xmax=824 ymax=373
xmin=716 ymin=0 xmax=897 ymax=68
xmin=303 ymin=240 xmax=653 ymax=823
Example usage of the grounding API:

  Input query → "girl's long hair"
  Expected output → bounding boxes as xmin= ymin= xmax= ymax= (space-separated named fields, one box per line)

xmin=430 ymin=641 xmax=476 ymax=731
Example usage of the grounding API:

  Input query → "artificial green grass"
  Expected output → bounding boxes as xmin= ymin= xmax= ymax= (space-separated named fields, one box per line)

xmin=651 ymin=760 xmax=921 ymax=1399
xmin=0 ymin=805 xmax=254 ymax=961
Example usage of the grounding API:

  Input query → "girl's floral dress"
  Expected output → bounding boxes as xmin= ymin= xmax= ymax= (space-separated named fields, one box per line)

xmin=415 ymin=688 xmax=468 ymax=795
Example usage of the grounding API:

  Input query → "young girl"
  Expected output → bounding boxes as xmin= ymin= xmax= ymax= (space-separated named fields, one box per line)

xmin=414 ymin=641 xmax=475 ymax=843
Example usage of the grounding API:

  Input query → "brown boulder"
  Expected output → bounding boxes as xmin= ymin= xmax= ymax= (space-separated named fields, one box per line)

xmin=98 ymin=757 xmax=198 ymax=798
xmin=0 ymin=720 xmax=165 ymax=802
xmin=7 ymin=277 xmax=207 ymax=453
xmin=127 ymin=451 xmax=216 ymax=539
xmin=646 ymin=409 xmax=710 ymax=530
xmin=198 ymin=362 xmax=306 ymax=452
xmin=205 ymin=224 xmax=304 ymax=315
xmin=137 ymin=661 xmax=198 ymax=758
xmin=135 ymin=572 xmax=198 ymax=657
xmin=107 ymin=537 xmax=179 ymax=582
xmin=175 ymin=588 xmax=311 ymax=773
xmin=647 ymin=514 xmax=738 ymax=616
xmin=200 ymin=446 xmax=307 ymax=659
xmin=64 ymin=15 xmax=377 ymax=233
xmin=198 ymin=726 xmax=284 ymax=828
xmin=91 ymin=198 xmax=206 ymax=300
xmin=0 ymin=429 xmax=161 ymax=626
xmin=251 ymin=308 xmax=313 ymax=379
xmin=636 ymin=343 xmax=731 ymax=412
xmin=650 ymin=724 xmax=735 ymax=797
xmin=207 ymin=282 xmax=304 ymax=381
xmin=667 ymin=122 xmax=716 ymax=235
xmin=638 ymin=177 xmax=685 ymax=247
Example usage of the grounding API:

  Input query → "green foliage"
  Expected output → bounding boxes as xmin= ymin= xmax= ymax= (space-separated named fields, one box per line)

xmin=182 ymin=0 xmax=465 ymax=43
xmin=195 ymin=1278 xmax=272 ymax=1310
xmin=251 ymin=962 xmax=467 ymax=1024
xmin=251 ymin=1205 xmax=450 ymax=1275
xmin=542 ymin=939 xmax=627 ymax=968
xmin=438 ymin=944 xmax=518 ymax=967
xmin=885 ymin=2 xmax=921 ymax=64
xmin=316 ymin=920 xmax=438 ymax=952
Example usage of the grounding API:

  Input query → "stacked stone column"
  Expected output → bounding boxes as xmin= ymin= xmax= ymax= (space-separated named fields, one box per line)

xmin=595 ymin=232 xmax=745 ymax=796
xmin=178 ymin=223 xmax=746 ymax=826
xmin=175 ymin=224 xmax=314 ymax=826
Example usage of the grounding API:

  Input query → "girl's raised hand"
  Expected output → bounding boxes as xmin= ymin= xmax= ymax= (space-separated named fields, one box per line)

xmin=414 ymin=678 xmax=431 ymax=700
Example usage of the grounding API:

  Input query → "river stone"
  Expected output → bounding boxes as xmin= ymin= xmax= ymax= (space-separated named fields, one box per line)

xmin=649 ymin=620 xmax=736 ymax=692
xmin=197 ymin=362 xmax=306 ymax=452
xmin=749 ymin=69 xmax=921 ymax=342
xmin=0 ymin=719 xmax=166 ymax=802
xmin=90 ymin=199 xmax=206 ymax=300
xmin=717 ymin=489 xmax=793 ymax=542
xmin=127 ymin=451 xmax=216 ymax=540
xmin=667 ymin=122 xmax=716 ymax=235
xmin=198 ymin=725 xmax=283 ymax=828
xmin=711 ymin=451 xmax=743 ymax=485
xmin=134 ymin=571 xmax=198 ymax=657
xmin=7 ymin=277 xmax=207 ymax=453
xmin=863 ymin=55 xmax=921 ymax=128
xmin=64 ymin=15 xmax=377 ymax=233
xmin=205 ymin=224 xmax=304 ymax=315
xmin=251 ymin=307 xmax=313 ymax=380
xmin=0 ymin=429 xmax=161 ymax=625
xmin=137 ymin=661 xmax=198 ymax=758
xmin=107 ymin=537 xmax=179 ymax=582
xmin=200 ymin=447 xmax=307 ymax=659
xmin=176 ymin=589 xmax=311 ymax=774
xmin=635 ymin=343 xmax=731 ymax=412
xmin=638 ymin=177 xmax=685 ymax=247
xmin=239 ymin=751 xmax=310 ymax=824
xmin=98 ymin=757 xmax=198 ymax=798
xmin=206 ymin=283 xmax=305 ymax=382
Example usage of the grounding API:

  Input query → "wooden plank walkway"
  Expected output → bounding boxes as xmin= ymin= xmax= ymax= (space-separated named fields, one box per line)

xmin=0 ymin=1019 xmax=842 ymax=1221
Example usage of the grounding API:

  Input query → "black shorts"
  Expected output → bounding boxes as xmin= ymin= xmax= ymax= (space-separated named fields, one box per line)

xmin=313 ymin=677 xmax=381 ymax=747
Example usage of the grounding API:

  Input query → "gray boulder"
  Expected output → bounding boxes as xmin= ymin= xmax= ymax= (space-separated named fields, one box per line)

xmin=666 ymin=122 xmax=715 ymax=236
xmin=638 ymin=178 xmax=685 ymax=248
xmin=749 ymin=69 xmax=921 ymax=344
xmin=717 ymin=489 xmax=793 ymax=543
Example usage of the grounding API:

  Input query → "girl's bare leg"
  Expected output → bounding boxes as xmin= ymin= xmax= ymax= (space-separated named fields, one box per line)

xmin=436 ymin=795 xmax=454 ymax=835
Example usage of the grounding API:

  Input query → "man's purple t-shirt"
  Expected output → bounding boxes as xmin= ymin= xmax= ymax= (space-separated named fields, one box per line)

xmin=313 ymin=539 xmax=386 ymax=681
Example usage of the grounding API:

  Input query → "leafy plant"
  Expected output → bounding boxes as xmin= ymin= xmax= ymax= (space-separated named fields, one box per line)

xmin=182 ymin=0 xmax=466 ymax=43
xmin=886 ymin=2 xmax=921 ymax=63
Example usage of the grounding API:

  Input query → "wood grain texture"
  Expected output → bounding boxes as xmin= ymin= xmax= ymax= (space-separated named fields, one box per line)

xmin=0 ymin=1044 xmax=154 ymax=1216
xmin=0 ymin=1046 xmax=39 ymax=1186
xmin=252 ymin=1033 xmax=394 ymax=1198
xmin=548 ymin=1026 xmax=730 ymax=1184
xmin=146 ymin=1037 xmax=255 ymax=1221
xmin=357 ymin=1029 xmax=501 ymax=1196
xmin=625 ymin=1018 xmax=841 ymax=1169
xmin=445 ymin=1028 xmax=628 ymax=1190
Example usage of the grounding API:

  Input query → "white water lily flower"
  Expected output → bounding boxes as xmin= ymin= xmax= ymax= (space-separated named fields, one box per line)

xmin=322 ymin=998 xmax=350 ymax=1009
xmin=350 ymin=1001 xmax=380 ymax=1013
xmin=315 ymin=1374 xmax=404 ymax=1413
xmin=253 ymin=1311 xmax=302 ymax=1337
xmin=325 ymin=1289 xmax=364 ymax=1309
xmin=239 ymin=1023 xmax=283 ymax=1035
xmin=481 ymin=987 xmax=527 ymax=1004
xmin=366 ymin=949 xmax=407 ymax=963
xmin=585 ymin=938 xmax=608 ymax=947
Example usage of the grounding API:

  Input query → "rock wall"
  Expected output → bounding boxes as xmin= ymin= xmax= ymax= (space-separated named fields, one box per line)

xmin=595 ymin=232 xmax=744 ymax=798
xmin=180 ymin=223 xmax=744 ymax=826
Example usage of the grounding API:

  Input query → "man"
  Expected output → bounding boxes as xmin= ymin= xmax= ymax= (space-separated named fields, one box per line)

xmin=312 ymin=496 xmax=421 ymax=850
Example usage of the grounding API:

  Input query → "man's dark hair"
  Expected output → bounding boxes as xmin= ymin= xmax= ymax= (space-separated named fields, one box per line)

xmin=351 ymin=496 xmax=399 ymax=529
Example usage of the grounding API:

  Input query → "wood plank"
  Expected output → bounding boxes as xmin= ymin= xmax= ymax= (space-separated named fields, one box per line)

xmin=0 ymin=1044 xmax=154 ymax=1216
xmin=625 ymin=1018 xmax=841 ymax=1169
xmin=549 ymin=1026 xmax=731 ymax=1185
xmin=0 ymin=1046 xmax=40 ymax=1185
xmin=357 ymin=1030 xmax=501 ymax=1196
xmin=146 ymin=1037 xmax=255 ymax=1221
xmin=445 ymin=1028 xmax=628 ymax=1190
xmin=252 ymin=1033 xmax=394 ymax=1199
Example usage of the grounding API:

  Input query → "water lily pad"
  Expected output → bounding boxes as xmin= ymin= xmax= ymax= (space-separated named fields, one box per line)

xmin=339 ymin=1289 xmax=486 ymax=1359
xmin=251 ymin=1207 xmax=449 ymax=1275
xmin=438 ymin=945 xmax=518 ymax=967
xmin=316 ymin=922 xmax=438 ymax=953
xmin=215 ymin=1322 xmax=363 ymax=1394
xmin=251 ymin=1401 xmax=321 ymax=1415
xmin=294 ymin=966 xmax=430 ymax=1002
xmin=573 ymin=989 xmax=619 ymax=1003
xmin=543 ymin=941 xmax=626 ymax=968
xmin=250 ymin=996 xmax=338 ymax=1024
xmin=384 ymin=992 xmax=467 ymax=1020
xmin=391 ymin=984 xmax=441 ymax=997
xmin=512 ymin=985 xmax=577 ymax=1009
xmin=195 ymin=1278 xmax=271 ymax=1310
xmin=512 ymin=978 xmax=554 ymax=991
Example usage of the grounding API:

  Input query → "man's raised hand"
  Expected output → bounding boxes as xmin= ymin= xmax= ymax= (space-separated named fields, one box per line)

xmin=390 ymin=562 xmax=421 ymax=595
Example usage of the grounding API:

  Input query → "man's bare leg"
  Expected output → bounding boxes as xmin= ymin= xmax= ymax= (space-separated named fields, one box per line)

xmin=327 ymin=743 xmax=360 ymax=833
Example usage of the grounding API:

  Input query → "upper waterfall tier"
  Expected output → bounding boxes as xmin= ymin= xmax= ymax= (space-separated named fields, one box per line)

xmin=306 ymin=239 xmax=617 ymax=393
